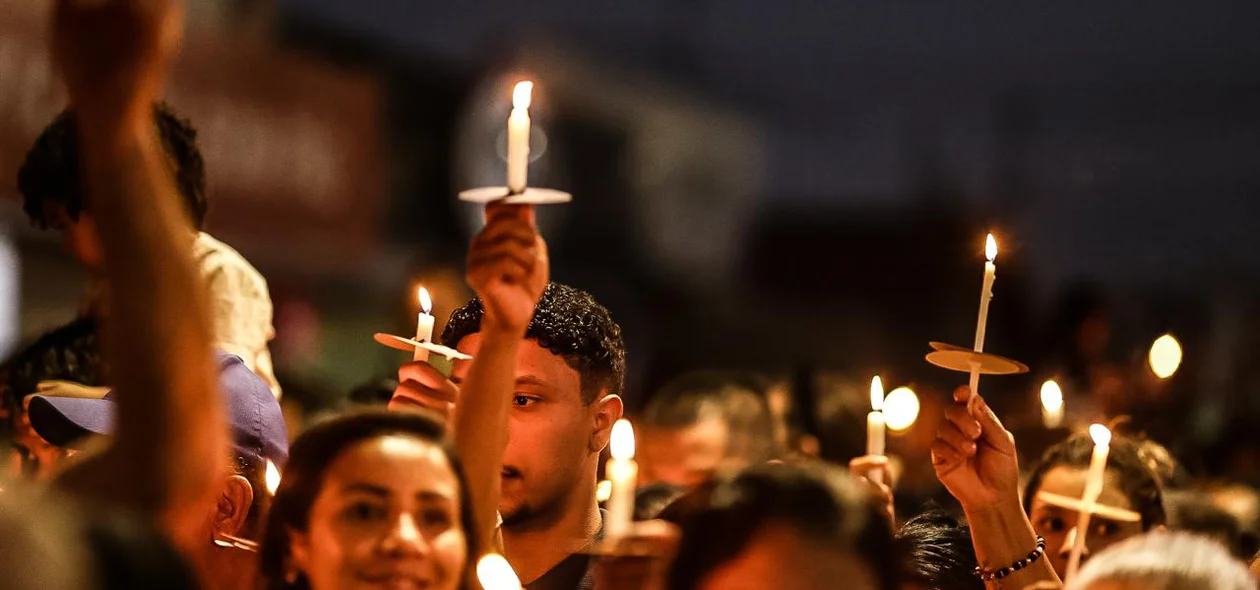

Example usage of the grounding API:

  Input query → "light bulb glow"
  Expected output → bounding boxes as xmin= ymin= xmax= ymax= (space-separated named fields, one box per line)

xmin=1148 ymin=334 xmax=1182 ymax=379
xmin=1040 ymin=380 xmax=1064 ymax=412
xmin=883 ymin=387 xmax=920 ymax=432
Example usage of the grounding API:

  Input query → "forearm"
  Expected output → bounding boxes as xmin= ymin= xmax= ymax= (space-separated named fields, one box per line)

xmin=72 ymin=114 xmax=224 ymax=534
xmin=451 ymin=326 xmax=519 ymax=552
xmin=964 ymin=498 xmax=1062 ymax=590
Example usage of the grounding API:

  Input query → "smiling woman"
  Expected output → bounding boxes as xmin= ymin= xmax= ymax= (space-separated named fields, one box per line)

xmin=258 ymin=410 xmax=480 ymax=590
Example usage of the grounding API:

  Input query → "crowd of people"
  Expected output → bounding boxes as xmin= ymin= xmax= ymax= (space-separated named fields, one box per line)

xmin=1 ymin=1 xmax=1258 ymax=590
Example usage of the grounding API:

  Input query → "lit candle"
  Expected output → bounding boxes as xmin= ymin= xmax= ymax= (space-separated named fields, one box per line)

xmin=265 ymin=460 xmax=282 ymax=495
xmin=883 ymin=386 xmax=920 ymax=433
xmin=1040 ymin=380 xmax=1065 ymax=429
xmin=477 ymin=554 xmax=523 ymax=590
xmin=415 ymin=287 xmax=434 ymax=363
xmin=506 ymin=81 xmax=534 ymax=194
xmin=1065 ymin=424 xmax=1112 ymax=581
xmin=969 ymin=234 xmax=998 ymax=398
xmin=605 ymin=419 xmax=639 ymax=541
xmin=866 ymin=376 xmax=886 ymax=484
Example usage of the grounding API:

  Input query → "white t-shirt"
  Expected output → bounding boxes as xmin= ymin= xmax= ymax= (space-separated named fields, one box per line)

xmin=82 ymin=232 xmax=281 ymax=398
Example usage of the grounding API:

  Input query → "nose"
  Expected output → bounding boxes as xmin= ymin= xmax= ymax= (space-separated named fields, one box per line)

xmin=380 ymin=513 xmax=429 ymax=557
xmin=1059 ymin=527 xmax=1090 ymax=561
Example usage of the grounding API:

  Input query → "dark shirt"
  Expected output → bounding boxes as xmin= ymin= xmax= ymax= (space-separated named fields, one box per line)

xmin=523 ymin=509 xmax=605 ymax=590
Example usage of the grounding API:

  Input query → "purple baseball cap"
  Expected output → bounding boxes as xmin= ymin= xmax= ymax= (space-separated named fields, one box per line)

xmin=26 ymin=351 xmax=289 ymax=469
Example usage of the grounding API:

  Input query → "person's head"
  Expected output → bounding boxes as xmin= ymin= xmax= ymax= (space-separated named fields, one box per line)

xmin=667 ymin=462 xmax=897 ymax=590
xmin=1165 ymin=490 xmax=1255 ymax=559
xmin=633 ymin=482 xmax=688 ymax=522
xmin=1024 ymin=432 xmax=1166 ymax=577
xmin=894 ymin=509 xmax=983 ymax=590
xmin=439 ymin=282 xmax=626 ymax=527
xmin=18 ymin=103 xmax=207 ymax=272
xmin=26 ymin=351 xmax=288 ymax=583
xmin=1067 ymin=531 xmax=1256 ymax=590
xmin=0 ymin=317 xmax=102 ymax=480
xmin=639 ymin=371 xmax=779 ymax=488
xmin=259 ymin=410 xmax=477 ymax=590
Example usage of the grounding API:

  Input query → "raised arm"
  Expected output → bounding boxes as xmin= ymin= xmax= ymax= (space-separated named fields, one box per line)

xmin=454 ymin=202 xmax=548 ymax=551
xmin=49 ymin=0 xmax=226 ymax=552
xmin=932 ymin=387 xmax=1062 ymax=590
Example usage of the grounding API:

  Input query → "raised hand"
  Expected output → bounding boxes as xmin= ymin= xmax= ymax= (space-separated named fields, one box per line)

xmin=931 ymin=386 xmax=1019 ymax=511
xmin=390 ymin=361 xmax=459 ymax=421
xmin=466 ymin=202 xmax=548 ymax=336
xmin=52 ymin=0 xmax=183 ymax=122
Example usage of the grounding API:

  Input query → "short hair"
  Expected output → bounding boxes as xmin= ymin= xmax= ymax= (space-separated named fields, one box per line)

xmin=258 ymin=410 xmax=478 ymax=590
xmin=1067 ymin=532 xmax=1255 ymax=590
xmin=895 ymin=508 xmax=983 ymax=590
xmin=633 ymin=482 xmax=687 ymax=522
xmin=1 ymin=317 xmax=103 ymax=416
xmin=642 ymin=371 xmax=780 ymax=465
xmin=1165 ymin=490 xmax=1255 ymax=559
xmin=18 ymin=103 xmax=208 ymax=230
xmin=1024 ymin=432 xmax=1167 ymax=530
xmin=666 ymin=462 xmax=897 ymax=590
xmin=441 ymin=282 xmax=626 ymax=404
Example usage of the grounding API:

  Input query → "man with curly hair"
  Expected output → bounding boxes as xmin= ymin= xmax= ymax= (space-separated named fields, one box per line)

xmin=391 ymin=274 xmax=627 ymax=590
xmin=17 ymin=104 xmax=280 ymax=397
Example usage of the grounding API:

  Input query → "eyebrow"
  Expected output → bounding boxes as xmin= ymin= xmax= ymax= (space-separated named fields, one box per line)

xmin=515 ymin=375 xmax=554 ymax=389
xmin=340 ymin=483 xmax=456 ymax=502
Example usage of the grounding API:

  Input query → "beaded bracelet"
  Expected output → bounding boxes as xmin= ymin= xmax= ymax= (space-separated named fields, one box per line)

xmin=973 ymin=536 xmax=1047 ymax=581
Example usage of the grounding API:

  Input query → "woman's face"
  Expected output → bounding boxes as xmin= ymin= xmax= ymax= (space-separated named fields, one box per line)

xmin=1029 ymin=466 xmax=1146 ymax=578
xmin=290 ymin=435 xmax=467 ymax=590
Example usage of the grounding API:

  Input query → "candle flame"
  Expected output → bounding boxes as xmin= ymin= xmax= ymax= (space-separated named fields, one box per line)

xmin=1040 ymin=380 xmax=1064 ymax=412
xmin=417 ymin=287 xmax=432 ymax=315
xmin=595 ymin=479 xmax=613 ymax=503
xmin=883 ymin=387 xmax=920 ymax=432
xmin=1089 ymin=423 xmax=1112 ymax=447
xmin=265 ymin=460 xmax=281 ymax=495
xmin=477 ymin=554 xmax=522 ymax=590
xmin=870 ymin=376 xmax=885 ymax=411
xmin=1148 ymin=334 xmax=1182 ymax=379
xmin=610 ymin=419 xmax=635 ymax=460
xmin=512 ymin=81 xmax=534 ymax=110
xmin=985 ymin=234 xmax=998 ymax=262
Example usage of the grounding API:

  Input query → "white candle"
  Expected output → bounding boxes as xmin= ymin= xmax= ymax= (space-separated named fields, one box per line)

xmin=1040 ymin=380 xmax=1065 ymax=429
xmin=866 ymin=376 xmax=886 ymax=485
xmin=1065 ymin=424 xmax=1112 ymax=581
xmin=477 ymin=554 xmax=523 ymax=590
xmin=506 ymin=81 xmax=533 ymax=194
xmin=606 ymin=419 xmax=638 ymax=541
xmin=415 ymin=287 xmax=434 ymax=363
xmin=969 ymin=234 xmax=998 ymax=398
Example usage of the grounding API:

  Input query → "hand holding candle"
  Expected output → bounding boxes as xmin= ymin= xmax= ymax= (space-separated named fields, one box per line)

xmin=1065 ymin=424 xmax=1112 ymax=581
xmin=506 ymin=81 xmax=533 ymax=195
xmin=606 ymin=419 xmax=639 ymax=542
xmin=414 ymin=287 xmax=435 ymax=362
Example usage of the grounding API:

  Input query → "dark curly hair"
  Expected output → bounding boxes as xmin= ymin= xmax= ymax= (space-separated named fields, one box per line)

xmin=1 ymin=316 xmax=104 ymax=413
xmin=1023 ymin=431 xmax=1167 ymax=530
xmin=441 ymin=282 xmax=626 ymax=405
xmin=895 ymin=508 xmax=983 ymax=590
xmin=18 ymin=102 xmax=208 ymax=230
